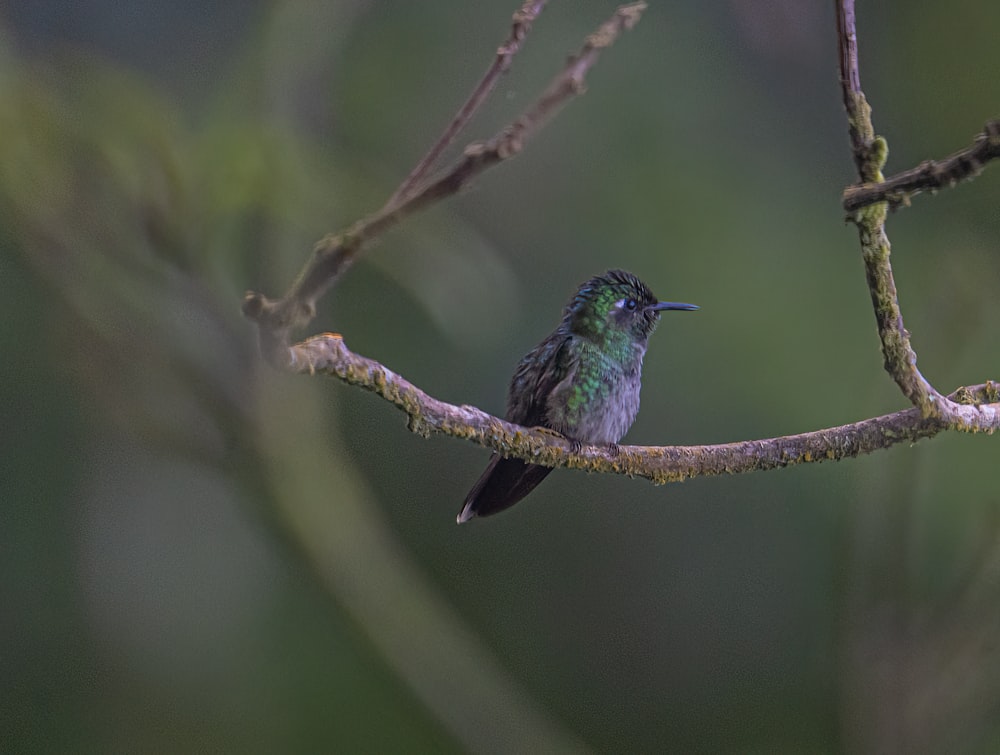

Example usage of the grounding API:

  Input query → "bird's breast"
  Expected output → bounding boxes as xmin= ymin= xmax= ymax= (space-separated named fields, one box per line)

xmin=546 ymin=347 xmax=644 ymax=445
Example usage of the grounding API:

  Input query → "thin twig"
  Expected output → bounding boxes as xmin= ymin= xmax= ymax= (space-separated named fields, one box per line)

xmin=842 ymin=120 xmax=1000 ymax=212
xmin=386 ymin=0 xmax=549 ymax=209
xmin=835 ymin=0 xmax=868 ymax=177
xmin=244 ymin=2 xmax=648 ymax=370
xmin=286 ymin=333 xmax=1000 ymax=479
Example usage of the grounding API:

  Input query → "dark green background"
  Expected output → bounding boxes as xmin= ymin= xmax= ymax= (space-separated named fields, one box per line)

xmin=3 ymin=2 xmax=999 ymax=752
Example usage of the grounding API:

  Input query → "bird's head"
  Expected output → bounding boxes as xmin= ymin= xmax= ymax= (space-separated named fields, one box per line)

xmin=564 ymin=269 xmax=698 ymax=346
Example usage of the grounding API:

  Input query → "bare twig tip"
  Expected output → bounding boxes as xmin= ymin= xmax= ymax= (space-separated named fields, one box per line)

xmin=619 ymin=1 xmax=648 ymax=29
xmin=242 ymin=292 xmax=267 ymax=320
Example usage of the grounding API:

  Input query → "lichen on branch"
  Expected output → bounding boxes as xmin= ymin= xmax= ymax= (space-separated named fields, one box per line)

xmin=287 ymin=333 xmax=998 ymax=479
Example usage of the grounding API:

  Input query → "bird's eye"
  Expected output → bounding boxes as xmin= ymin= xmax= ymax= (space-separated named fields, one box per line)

xmin=624 ymin=298 xmax=638 ymax=312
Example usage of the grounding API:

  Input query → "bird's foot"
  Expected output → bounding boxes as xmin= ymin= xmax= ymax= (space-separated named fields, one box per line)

xmin=534 ymin=426 xmax=582 ymax=453
xmin=608 ymin=442 xmax=621 ymax=458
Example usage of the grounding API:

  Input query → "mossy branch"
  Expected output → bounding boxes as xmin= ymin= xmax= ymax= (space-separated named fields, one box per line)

xmin=836 ymin=0 xmax=954 ymax=421
xmin=842 ymin=120 xmax=1000 ymax=213
xmin=290 ymin=333 xmax=1000 ymax=478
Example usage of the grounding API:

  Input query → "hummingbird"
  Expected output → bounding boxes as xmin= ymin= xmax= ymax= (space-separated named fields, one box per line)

xmin=457 ymin=269 xmax=697 ymax=523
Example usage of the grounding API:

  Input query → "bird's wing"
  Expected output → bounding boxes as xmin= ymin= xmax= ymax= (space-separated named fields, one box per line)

xmin=506 ymin=331 xmax=577 ymax=429
xmin=456 ymin=332 xmax=577 ymax=523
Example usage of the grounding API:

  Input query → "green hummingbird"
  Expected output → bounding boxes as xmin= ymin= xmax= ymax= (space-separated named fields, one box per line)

xmin=457 ymin=269 xmax=697 ymax=523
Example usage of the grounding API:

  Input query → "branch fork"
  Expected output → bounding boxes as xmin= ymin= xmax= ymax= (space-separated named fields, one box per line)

xmin=835 ymin=0 xmax=998 ymax=433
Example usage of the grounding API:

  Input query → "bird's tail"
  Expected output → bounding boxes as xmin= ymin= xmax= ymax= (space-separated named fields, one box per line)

xmin=457 ymin=455 xmax=554 ymax=523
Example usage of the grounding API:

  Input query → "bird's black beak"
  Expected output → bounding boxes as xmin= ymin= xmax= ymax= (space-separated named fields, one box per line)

xmin=649 ymin=301 xmax=699 ymax=312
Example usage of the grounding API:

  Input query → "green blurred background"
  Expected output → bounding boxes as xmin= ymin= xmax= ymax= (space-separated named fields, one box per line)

xmin=3 ymin=1 xmax=1000 ymax=752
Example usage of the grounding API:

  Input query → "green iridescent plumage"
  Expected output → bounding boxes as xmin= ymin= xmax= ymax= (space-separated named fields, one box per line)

xmin=458 ymin=269 xmax=697 ymax=523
